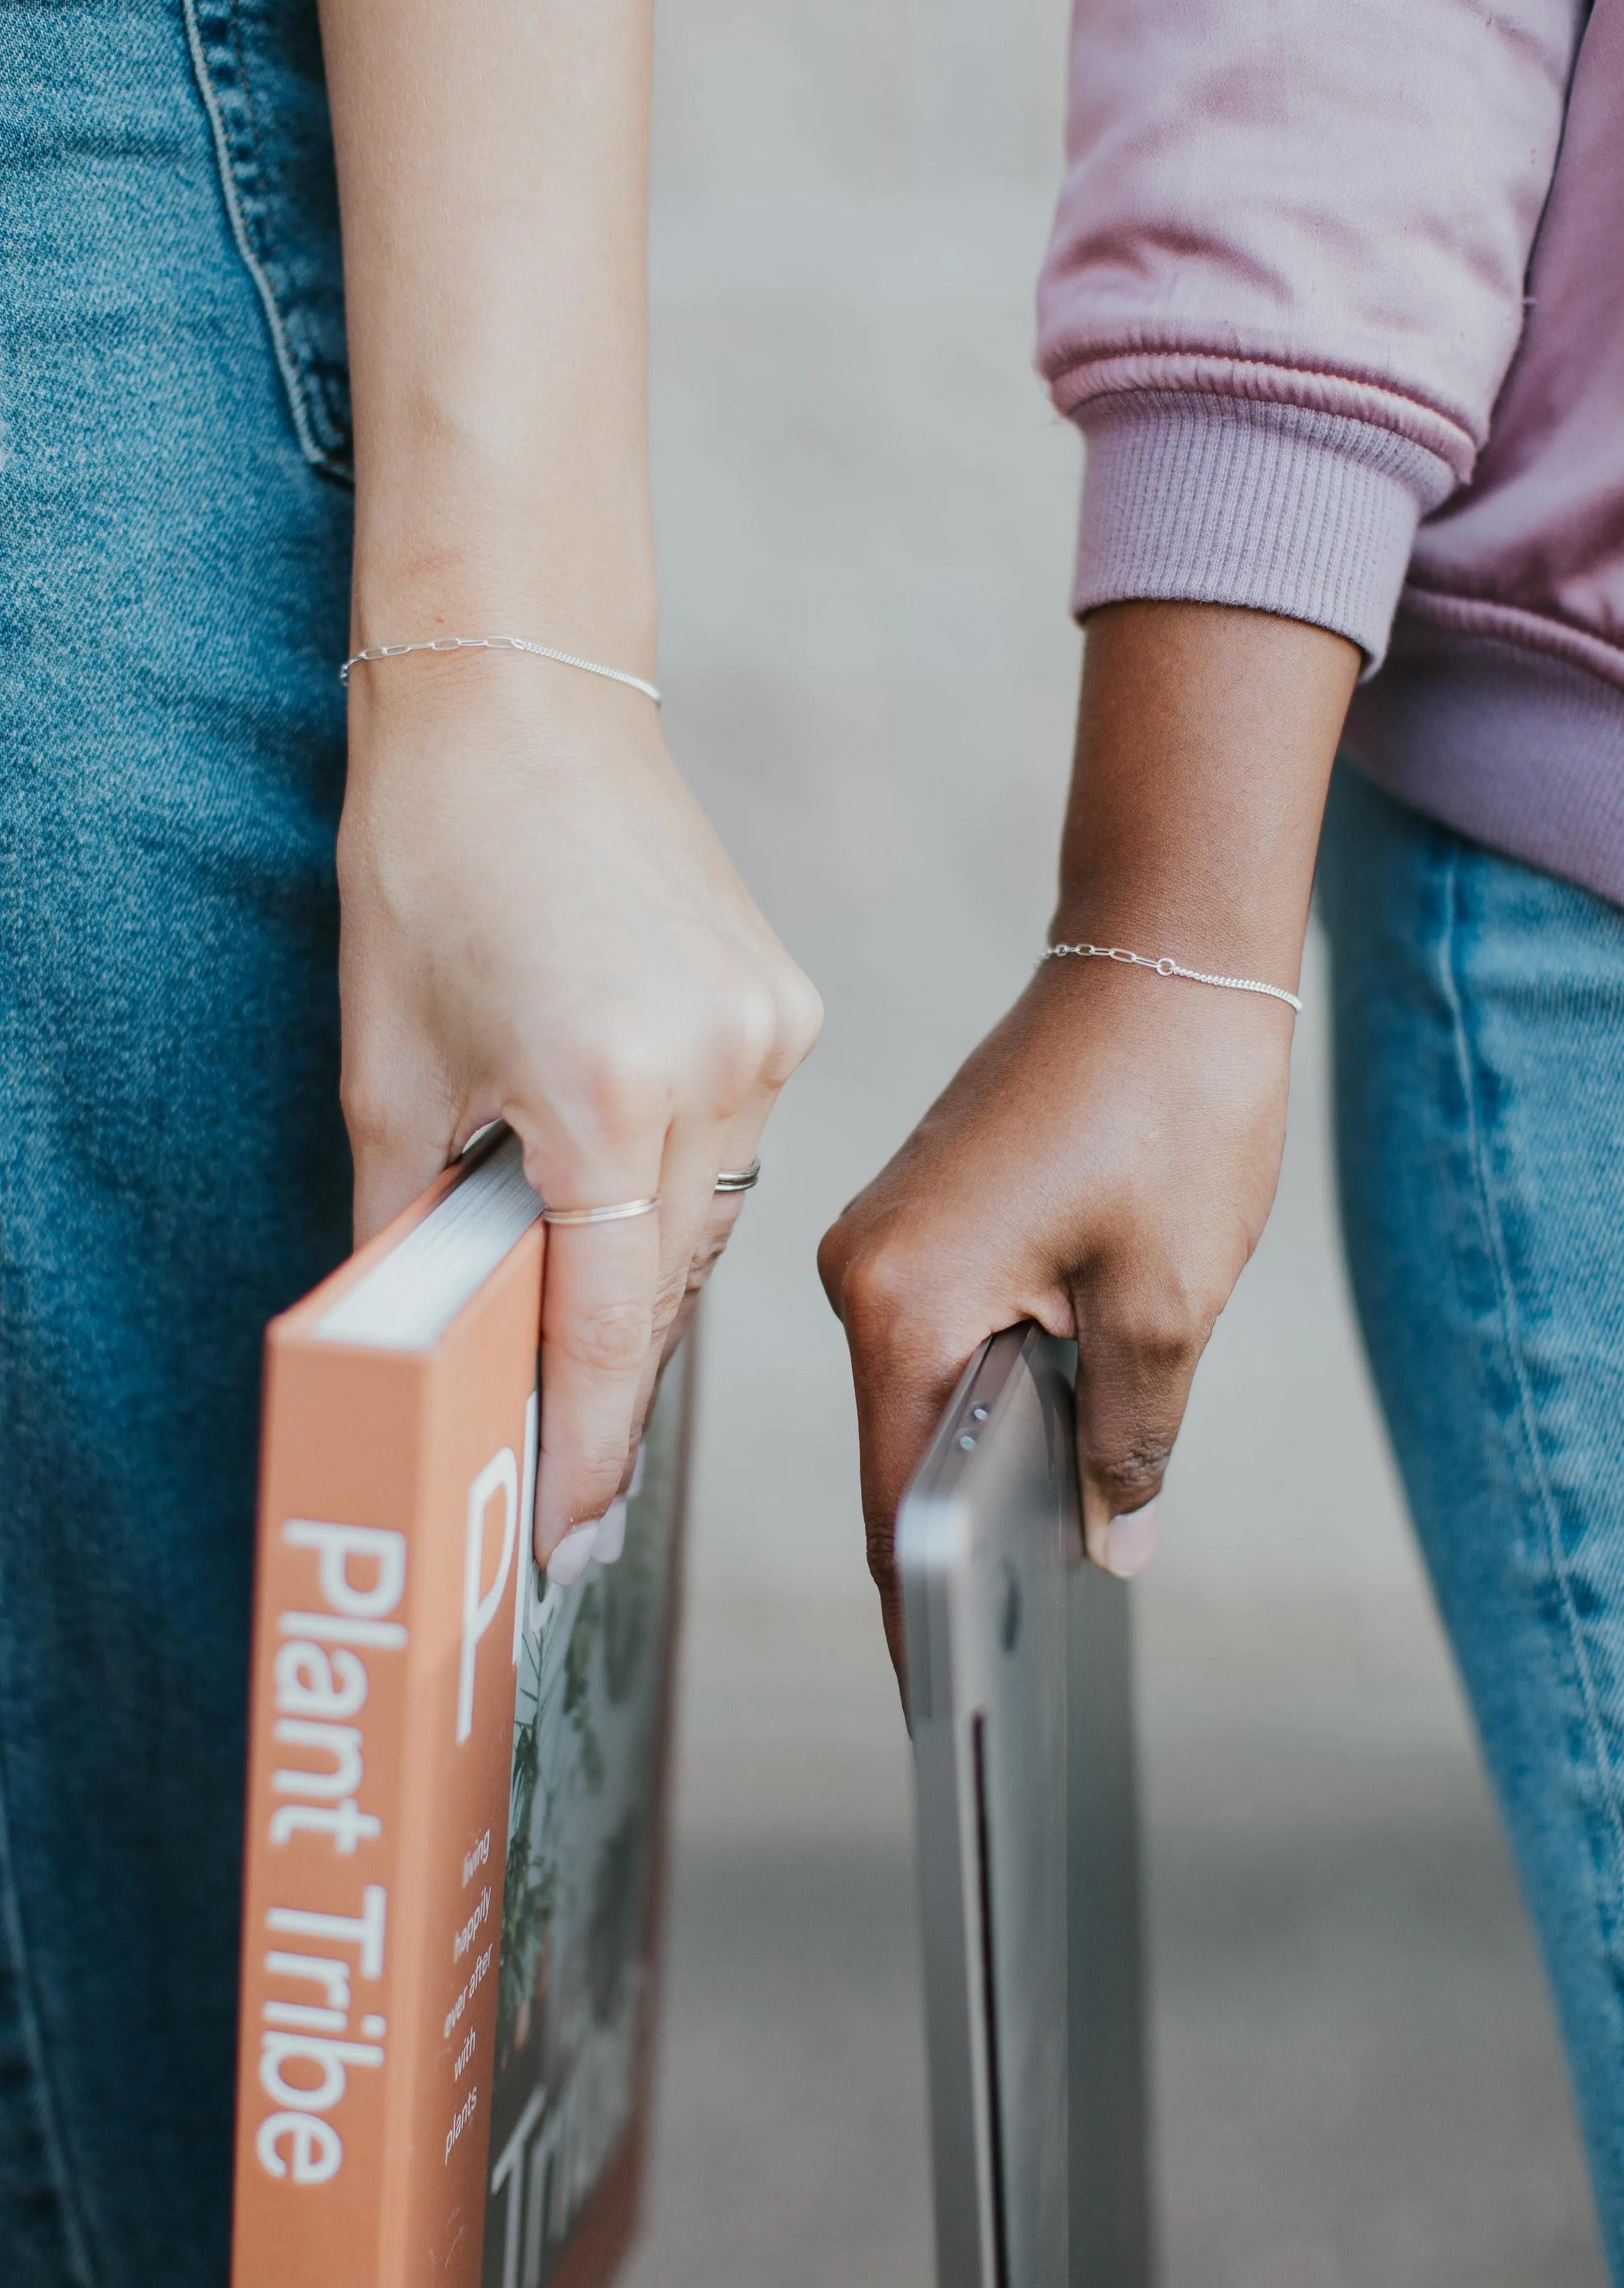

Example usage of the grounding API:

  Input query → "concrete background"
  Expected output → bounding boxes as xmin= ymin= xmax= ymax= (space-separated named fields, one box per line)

xmin=620 ymin=2 xmax=1607 ymax=2281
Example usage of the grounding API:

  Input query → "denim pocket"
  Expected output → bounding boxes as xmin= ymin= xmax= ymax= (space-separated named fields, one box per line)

xmin=183 ymin=0 xmax=353 ymax=483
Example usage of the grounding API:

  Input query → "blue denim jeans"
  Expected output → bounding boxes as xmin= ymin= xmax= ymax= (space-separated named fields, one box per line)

xmin=0 ymin=2 xmax=351 ymax=2281
xmin=6 ymin=12 xmax=1624 ymax=2288
xmin=1321 ymin=761 xmax=1624 ymax=2281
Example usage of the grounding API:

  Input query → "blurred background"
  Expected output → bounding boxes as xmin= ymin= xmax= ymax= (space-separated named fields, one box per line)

xmin=619 ymin=2 xmax=1606 ymax=2282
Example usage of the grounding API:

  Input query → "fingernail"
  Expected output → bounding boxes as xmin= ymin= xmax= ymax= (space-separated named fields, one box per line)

xmin=546 ymin=1523 xmax=599 ymax=1586
xmin=1104 ymin=1499 xmax=1159 ymax=1579
xmin=591 ymin=1497 xmax=628 ymax=1566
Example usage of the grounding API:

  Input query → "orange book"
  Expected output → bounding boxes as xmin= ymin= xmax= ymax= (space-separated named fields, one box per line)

xmin=232 ymin=1128 xmax=690 ymax=2288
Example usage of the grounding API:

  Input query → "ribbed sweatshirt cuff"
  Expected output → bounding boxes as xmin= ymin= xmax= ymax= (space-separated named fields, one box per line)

xmin=1071 ymin=393 xmax=1456 ymax=671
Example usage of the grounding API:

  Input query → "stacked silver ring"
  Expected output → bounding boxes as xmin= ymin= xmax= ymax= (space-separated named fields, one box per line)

xmin=539 ymin=1158 xmax=761 ymax=1224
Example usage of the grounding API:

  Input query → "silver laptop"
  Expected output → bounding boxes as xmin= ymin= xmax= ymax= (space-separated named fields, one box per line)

xmin=899 ymin=1324 xmax=1151 ymax=2288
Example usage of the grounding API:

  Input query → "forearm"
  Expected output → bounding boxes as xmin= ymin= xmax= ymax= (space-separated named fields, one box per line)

xmin=1055 ymin=603 xmax=1360 ymax=991
xmin=321 ymin=0 xmax=823 ymax=1552
xmin=822 ymin=601 xmax=1362 ymax=1646
xmin=317 ymin=0 xmax=657 ymax=660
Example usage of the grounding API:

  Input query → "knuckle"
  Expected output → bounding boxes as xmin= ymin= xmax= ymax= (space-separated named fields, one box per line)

xmin=558 ymin=1297 xmax=653 ymax=1376
xmin=554 ymin=1445 xmax=632 ymax=1522
xmin=1111 ymin=1300 xmax=1207 ymax=1376
xmin=1087 ymin=1434 xmax=1174 ymax=1512
xmin=576 ymin=1438 xmax=631 ymax=1492
xmin=829 ymin=1241 xmax=972 ymax=1385
xmin=581 ymin=1037 xmax=667 ymax=1136
xmin=815 ymin=1224 xmax=848 ymax=1310
xmin=765 ymin=970 xmax=825 ymax=1083
xmin=1077 ymin=1271 xmax=1217 ymax=1511
xmin=688 ymin=1224 xmax=730 ymax=1286
xmin=864 ymin=1521 xmax=898 ymax=1594
xmin=338 ymin=1074 xmax=395 ymax=1156
xmin=653 ymin=1260 xmax=691 ymax=1324
xmin=815 ymin=1213 xmax=849 ymax=1283
xmin=838 ymin=1259 xmax=966 ymax=1380
xmin=1083 ymin=1263 xmax=1221 ymax=1378
xmin=833 ymin=1242 xmax=916 ymax=1333
xmin=714 ymin=986 xmax=778 ymax=1087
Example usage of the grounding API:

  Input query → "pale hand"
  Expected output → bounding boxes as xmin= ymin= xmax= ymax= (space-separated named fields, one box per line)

xmin=338 ymin=656 xmax=822 ymax=1572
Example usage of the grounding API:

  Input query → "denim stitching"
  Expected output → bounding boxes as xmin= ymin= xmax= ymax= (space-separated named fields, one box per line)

xmin=1438 ymin=839 xmax=1624 ymax=1909
xmin=221 ymin=0 xmax=338 ymax=453
xmin=180 ymin=0 xmax=351 ymax=485
xmin=0 ymin=1747 xmax=98 ymax=2288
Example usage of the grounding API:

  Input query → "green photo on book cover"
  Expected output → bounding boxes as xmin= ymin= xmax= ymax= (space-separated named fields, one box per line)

xmin=482 ymin=1349 xmax=685 ymax=2288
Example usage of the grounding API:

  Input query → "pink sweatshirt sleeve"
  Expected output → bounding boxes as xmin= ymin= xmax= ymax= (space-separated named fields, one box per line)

xmin=1037 ymin=0 xmax=1587 ymax=667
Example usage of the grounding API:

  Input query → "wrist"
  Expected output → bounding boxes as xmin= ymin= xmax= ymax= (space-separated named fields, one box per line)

xmin=1048 ymin=865 xmax=1309 ymax=992
xmin=338 ymin=644 xmax=672 ymax=839
xmin=1050 ymin=601 xmax=1358 ymax=989
xmin=350 ymin=448 xmax=658 ymax=676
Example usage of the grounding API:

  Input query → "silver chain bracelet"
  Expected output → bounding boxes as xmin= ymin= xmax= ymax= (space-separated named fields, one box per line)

xmin=1042 ymin=942 xmax=1301 ymax=1013
xmin=340 ymin=633 xmax=661 ymax=704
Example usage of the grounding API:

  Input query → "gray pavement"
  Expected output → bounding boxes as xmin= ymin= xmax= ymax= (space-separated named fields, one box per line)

xmin=620 ymin=2 xmax=1607 ymax=2281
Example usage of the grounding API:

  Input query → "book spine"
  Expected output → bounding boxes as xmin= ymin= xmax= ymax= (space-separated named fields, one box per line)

xmin=379 ymin=1376 xmax=535 ymax=2282
xmin=232 ymin=1338 xmax=429 ymax=2288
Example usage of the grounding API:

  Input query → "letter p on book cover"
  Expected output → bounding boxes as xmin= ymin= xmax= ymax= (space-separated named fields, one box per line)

xmin=232 ymin=1132 xmax=690 ymax=2288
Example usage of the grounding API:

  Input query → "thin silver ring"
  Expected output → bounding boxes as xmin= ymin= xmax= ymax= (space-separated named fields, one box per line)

xmin=539 ymin=1196 xmax=660 ymax=1226
xmin=714 ymin=1159 xmax=762 ymax=1194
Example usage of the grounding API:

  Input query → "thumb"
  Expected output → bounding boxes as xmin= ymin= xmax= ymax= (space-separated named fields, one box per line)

xmin=824 ymin=1244 xmax=975 ymax=1683
xmin=1073 ymin=1297 xmax=1203 ymax=1579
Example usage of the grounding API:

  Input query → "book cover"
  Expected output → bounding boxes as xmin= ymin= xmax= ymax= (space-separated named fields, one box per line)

xmin=483 ymin=1360 xmax=689 ymax=2288
xmin=230 ymin=1133 xmax=689 ymax=2288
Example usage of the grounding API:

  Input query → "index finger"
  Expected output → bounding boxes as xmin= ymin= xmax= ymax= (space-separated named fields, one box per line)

xmin=830 ymin=1255 xmax=976 ymax=1675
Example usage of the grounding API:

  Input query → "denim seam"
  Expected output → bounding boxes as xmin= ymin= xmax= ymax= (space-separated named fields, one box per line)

xmin=179 ymin=0 xmax=352 ymax=487
xmin=219 ymin=0 xmax=338 ymax=455
xmin=1438 ymin=841 xmax=1624 ymax=1920
xmin=0 ymin=1744 xmax=98 ymax=2288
